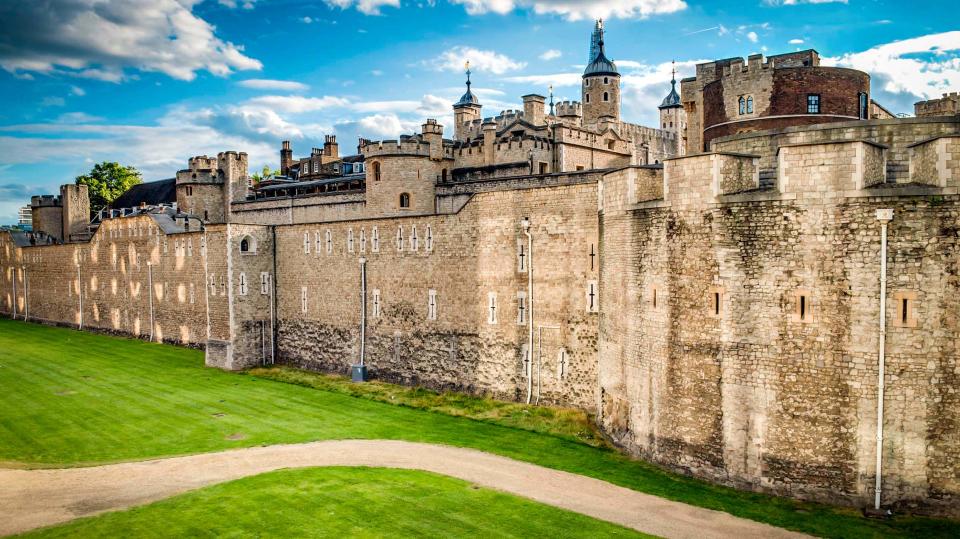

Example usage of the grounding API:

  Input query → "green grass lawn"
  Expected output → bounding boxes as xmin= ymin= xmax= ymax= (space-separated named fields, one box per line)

xmin=1 ymin=318 xmax=958 ymax=538
xmin=19 ymin=467 xmax=648 ymax=538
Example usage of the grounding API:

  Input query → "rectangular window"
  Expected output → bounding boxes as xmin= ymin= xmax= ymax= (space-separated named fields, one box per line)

xmin=371 ymin=226 xmax=380 ymax=253
xmin=372 ymin=289 xmax=381 ymax=318
xmin=315 ymin=231 xmax=321 ymax=254
xmin=427 ymin=289 xmax=437 ymax=321
xmin=425 ymin=225 xmax=433 ymax=252
xmin=709 ymin=286 xmax=724 ymax=317
xmin=238 ymin=272 xmax=248 ymax=296
xmin=301 ymin=286 xmax=308 ymax=313
xmin=410 ymin=225 xmax=419 ymax=251
xmin=325 ymin=230 xmax=333 ymax=254
xmin=807 ymin=94 xmax=821 ymax=114
xmin=557 ymin=348 xmax=568 ymax=380
xmin=313 ymin=161 xmax=319 ymax=173
xmin=859 ymin=92 xmax=868 ymax=119
xmin=163 ymin=238 xmax=168 ymax=254
xmin=487 ymin=292 xmax=498 ymax=324
xmin=260 ymin=272 xmax=269 ymax=295
xmin=187 ymin=239 xmax=193 ymax=257
xmin=517 ymin=291 xmax=527 ymax=324
xmin=303 ymin=232 xmax=310 ymax=254
xmin=219 ymin=276 xmax=225 ymax=296
xmin=396 ymin=226 xmax=404 ymax=251
xmin=185 ymin=186 xmax=193 ymax=196
xmin=360 ymin=229 xmax=367 ymax=253
xmin=586 ymin=280 xmax=599 ymax=313
xmin=347 ymin=228 xmax=355 ymax=253
xmin=189 ymin=283 xmax=195 ymax=304
xmin=517 ymin=240 xmax=527 ymax=272
xmin=200 ymin=236 xmax=206 ymax=257
xmin=209 ymin=275 xmax=216 ymax=297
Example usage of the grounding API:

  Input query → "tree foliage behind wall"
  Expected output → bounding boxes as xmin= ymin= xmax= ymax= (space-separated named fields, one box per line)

xmin=75 ymin=162 xmax=142 ymax=210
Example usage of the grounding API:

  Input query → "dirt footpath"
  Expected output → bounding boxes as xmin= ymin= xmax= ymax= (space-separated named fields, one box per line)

xmin=0 ymin=439 xmax=810 ymax=538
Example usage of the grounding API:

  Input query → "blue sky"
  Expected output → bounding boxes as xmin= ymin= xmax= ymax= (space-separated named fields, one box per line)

xmin=1 ymin=0 xmax=958 ymax=223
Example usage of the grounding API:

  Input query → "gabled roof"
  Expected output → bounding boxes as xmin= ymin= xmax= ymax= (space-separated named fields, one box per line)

xmin=110 ymin=178 xmax=176 ymax=209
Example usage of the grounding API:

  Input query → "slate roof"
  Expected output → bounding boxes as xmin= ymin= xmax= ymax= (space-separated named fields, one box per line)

xmin=110 ymin=178 xmax=176 ymax=209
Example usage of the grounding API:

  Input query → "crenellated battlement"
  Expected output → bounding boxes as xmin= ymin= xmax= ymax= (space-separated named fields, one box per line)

xmin=555 ymin=100 xmax=583 ymax=118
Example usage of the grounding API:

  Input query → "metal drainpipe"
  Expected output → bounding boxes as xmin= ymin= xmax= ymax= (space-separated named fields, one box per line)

xmin=875 ymin=208 xmax=894 ymax=510
xmin=270 ymin=226 xmax=278 ymax=365
xmin=77 ymin=262 xmax=83 ymax=330
xmin=147 ymin=262 xmax=155 ymax=342
xmin=359 ymin=257 xmax=367 ymax=367
xmin=11 ymin=266 xmax=16 ymax=319
xmin=23 ymin=267 xmax=28 ymax=322
xmin=521 ymin=218 xmax=533 ymax=404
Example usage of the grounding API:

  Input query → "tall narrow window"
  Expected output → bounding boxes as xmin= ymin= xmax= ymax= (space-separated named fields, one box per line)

xmin=189 ymin=283 xmax=195 ymax=304
xmin=347 ymin=228 xmax=355 ymax=253
xmin=359 ymin=229 xmax=367 ymax=252
xmin=372 ymin=161 xmax=381 ymax=181
xmin=893 ymin=291 xmax=918 ymax=328
xmin=517 ymin=241 xmax=527 ymax=272
xmin=859 ymin=92 xmax=869 ymax=119
xmin=372 ymin=289 xmax=381 ymax=318
xmin=793 ymin=290 xmax=812 ymax=323
xmin=301 ymin=287 xmax=308 ymax=313
xmin=585 ymin=93 xmax=590 ymax=104
xmin=557 ymin=348 xmax=568 ymax=380
xmin=427 ymin=289 xmax=437 ymax=321
xmin=303 ymin=232 xmax=310 ymax=254
xmin=425 ymin=225 xmax=433 ymax=252
xmin=209 ymin=275 xmax=216 ymax=297
xmin=709 ymin=287 xmax=724 ymax=317
xmin=260 ymin=272 xmax=269 ymax=295
xmin=603 ymin=91 xmax=609 ymax=102
xmin=739 ymin=96 xmax=746 ymax=115
xmin=315 ymin=231 xmax=321 ymax=254
xmin=399 ymin=192 xmax=411 ymax=209
xmin=371 ymin=226 xmax=380 ymax=253
xmin=219 ymin=276 xmax=225 ymax=296
xmin=487 ymin=292 xmax=498 ymax=324
xmin=238 ymin=272 xmax=248 ymax=296
xmin=410 ymin=225 xmax=419 ymax=251
xmin=746 ymin=96 xmax=754 ymax=114
xmin=187 ymin=239 xmax=193 ymax=257
xmin=396 ymin=226 xmax=404 ymax=251
xmin=807 ymin=94 xmax=821 ymax=114
xmin=325 ymin=229 xmax=333 ymax=254
xmin=517 ymin=291 xmax=527 ymax=324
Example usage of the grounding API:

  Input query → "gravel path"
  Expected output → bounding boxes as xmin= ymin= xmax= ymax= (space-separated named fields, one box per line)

xmin=0 ymin=440 xmax=810 ymax=538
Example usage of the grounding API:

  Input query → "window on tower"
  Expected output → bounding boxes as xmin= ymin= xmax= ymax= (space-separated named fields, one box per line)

xmin=739 ymin=96 xmax=746 ymax=115
xmin=746 ymin=96 xmax=754 ymax=114
xmin=603 ymin=92 xmax=609 ymax=102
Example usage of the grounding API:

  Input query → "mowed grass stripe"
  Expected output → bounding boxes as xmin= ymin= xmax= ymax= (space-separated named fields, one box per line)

xmin=1 ymin=318 xmax=958 ymax=538
xmin=20 ymin=468 xmax=650 ymax=538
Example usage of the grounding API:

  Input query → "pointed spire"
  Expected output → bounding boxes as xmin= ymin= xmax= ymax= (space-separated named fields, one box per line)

xmin=659 ymin=60 xmax=681 ymax=110
xmin=548 ymin=84 xmax=555 ymax=116
xmin=671 ymin=60 xmax=676 ymax=85
xmin=455 ymin=60 xmax=480 ymax=107
xmin=583 ymin=19 xmax=618 ymax=78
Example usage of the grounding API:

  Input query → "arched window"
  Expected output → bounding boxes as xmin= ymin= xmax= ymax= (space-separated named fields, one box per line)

xmin=603 ymin=77 xmax=608 ymax=84
xmin=239 ymin=235 xmax=257 ymax=254
xmin=603 ymin=92 xmax=609 ymax=102
xmin=746 ymin=96 xmax=754 ymax=114
xmin=585 ymin=94 xmax=590 ymax=104
xmin=372 ymin=161 xmax=381 ymax=182
xmin=738 ymin=96 xmax=746 ymax=115
xmin=399 ymin=192 xmax=411 ymax=208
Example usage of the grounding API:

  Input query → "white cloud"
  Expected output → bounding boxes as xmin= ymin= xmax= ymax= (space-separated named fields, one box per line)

xmin=371 ymin=69 xmax=383 ymax=76
xmin=324 ymin=0 xmax=400 ymax=15
xmin=619 ymin=59 xmax=707 ymax=126
xmin=539 ymin=49 xmax=562 ymax=61
xmin=747 ymin=31 xmax=759 ymax=43
xmin=428 ymin=46 xmax=526 ymax=75
xmin=69 ymin=85 xmax=86 ymax=96
xmin=789 ymin=38 xmax=805 ymax=45
xmin=301 ymin=16 xmax=314 ymax=23
xmin=56 ymin=111 xmax=104 ymax=123
xmin=450 ymin=0 xmax=687 ymax=20
xmin=504 ymin=72 xmax=581 ymax=87
xmin=0 ymin=0 xmax=262 ymax=82
xmin=218 ymin=0 xmax=257 ymax=8
xmin=245 ymin=95 xmax=351 ymax=113
xmin=238 ymin=79 xmax=310 ymax=92
xmin=824 ymin=31 xmax=960 ymax=113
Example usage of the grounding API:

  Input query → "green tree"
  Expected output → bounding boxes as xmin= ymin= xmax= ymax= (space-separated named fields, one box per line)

xmin=75 ymin=162 xmax=143 ymax=210
xmin=250 ymin=165 xmax=280 ymax=185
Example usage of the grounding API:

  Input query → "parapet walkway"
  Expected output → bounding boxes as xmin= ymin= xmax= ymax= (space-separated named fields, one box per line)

xmin=0 ymin=439 xmax=809 ymax=538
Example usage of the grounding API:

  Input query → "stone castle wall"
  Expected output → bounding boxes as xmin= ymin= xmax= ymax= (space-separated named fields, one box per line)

xmin=598 ymin=125 xmax=960 ymax=514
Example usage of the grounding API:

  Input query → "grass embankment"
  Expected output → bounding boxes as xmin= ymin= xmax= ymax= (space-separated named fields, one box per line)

xmin=1 ymin=318 xmax=958 ymax=538
xmin=20 ymin=467 xmax=647 ymax=538
xmin=247 ymin=366 xmax=608 ymax=448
